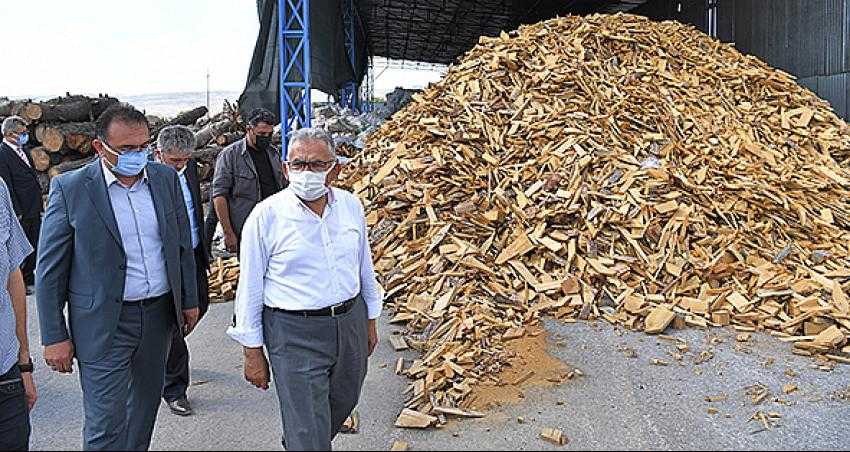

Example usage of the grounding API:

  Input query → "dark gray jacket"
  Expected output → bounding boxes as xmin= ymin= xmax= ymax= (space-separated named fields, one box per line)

xmin=211 ymin=138 xmax=285 ymax=238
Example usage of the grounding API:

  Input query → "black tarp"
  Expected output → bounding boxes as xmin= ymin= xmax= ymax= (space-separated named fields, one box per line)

xmin=239 ymin=0 xmax=649 ymax=119
xmin=238 ymin=0 xmax=368 ymax=122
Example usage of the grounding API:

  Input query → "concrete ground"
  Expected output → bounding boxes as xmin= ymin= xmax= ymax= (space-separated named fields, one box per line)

xmin=26 ymin=296 xmax=850 ymax=450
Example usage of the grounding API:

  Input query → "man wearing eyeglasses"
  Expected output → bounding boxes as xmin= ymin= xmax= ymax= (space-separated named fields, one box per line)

xmin=228 ymin=128 xmax=381 ymax=451
xmin=211 ymin=108 xmax=286 ymax=255
xmin=35 ymin=104 xmax=199 ymax=451
xmin=153 ymin=125 xmax=210 ymax=417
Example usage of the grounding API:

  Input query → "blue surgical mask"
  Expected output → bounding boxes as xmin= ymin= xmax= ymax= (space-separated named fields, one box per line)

xmin=16 ymin=132 xmax=28 ymax=147
xmin=103 ymin=143 xmax=150 ymax=177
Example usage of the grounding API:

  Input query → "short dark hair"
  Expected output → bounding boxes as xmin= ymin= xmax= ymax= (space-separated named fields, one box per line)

xmin=246 ymin=108 xmax=277 ymax=127
xmin=95 ymin=103 xmax=149 ymax=141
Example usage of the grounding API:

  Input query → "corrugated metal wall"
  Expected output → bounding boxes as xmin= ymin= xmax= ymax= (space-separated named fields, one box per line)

xmin=631 ymin=0 xmax=849 ymax=121
xmin=734 ymin=0 xmax=849 ymax=120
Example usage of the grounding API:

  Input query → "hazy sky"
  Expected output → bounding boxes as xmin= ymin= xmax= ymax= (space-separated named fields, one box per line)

xmin=0 ymin=0 xmax=444 ymax=99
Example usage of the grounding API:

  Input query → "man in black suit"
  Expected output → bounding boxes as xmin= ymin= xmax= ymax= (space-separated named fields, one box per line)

xmin=154 ymin=125 xmax=210 ymax=416
xmin=0 ymin=116 xmax=43 ymax=291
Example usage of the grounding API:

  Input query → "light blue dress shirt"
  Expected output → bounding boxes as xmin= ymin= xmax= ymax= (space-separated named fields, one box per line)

xmin=0 ymin=180 xmax=32 ymax=376
xmin=178 ymin=169 xmax=200 ymax=249
xmin=102 ymin=162 xmax=171 ymax=301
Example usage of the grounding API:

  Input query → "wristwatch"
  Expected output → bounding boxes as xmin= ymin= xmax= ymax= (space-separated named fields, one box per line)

xmin=17 ymin=359 xmax=33 ymax=373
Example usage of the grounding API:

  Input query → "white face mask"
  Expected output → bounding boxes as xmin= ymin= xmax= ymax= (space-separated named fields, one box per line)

xmin=288 ymin=168 xmax=330 ymax=201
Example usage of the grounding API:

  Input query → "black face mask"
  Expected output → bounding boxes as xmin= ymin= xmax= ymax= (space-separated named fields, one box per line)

xmin=254 ymin=134 xmax=272 ymax=151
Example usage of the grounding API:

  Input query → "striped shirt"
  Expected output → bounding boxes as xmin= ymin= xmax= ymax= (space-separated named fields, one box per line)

xmin=0 ymin=179 xmax=33 ymax=376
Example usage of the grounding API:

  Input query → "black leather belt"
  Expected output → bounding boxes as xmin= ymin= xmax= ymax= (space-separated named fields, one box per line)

xmin=125 ymin=291 xmax=171 ymax=306
xmin=0 ymin=366 xmax=21 ymax=385
xmin=269 ymin=296 xmax=357 ymax=318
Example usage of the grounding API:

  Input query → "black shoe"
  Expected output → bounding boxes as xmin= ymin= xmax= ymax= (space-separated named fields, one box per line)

xmin=167 ymin=397 xmax=193 ymax=416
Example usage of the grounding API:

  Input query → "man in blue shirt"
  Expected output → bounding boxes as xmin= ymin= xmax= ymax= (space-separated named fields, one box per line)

xmin=36 ymin=104 xmax=199 ymax=451
xmin=0 ymin=178 xmax=36 ymax=451
xmin=154 ymin=125 xmax=210 ymax=416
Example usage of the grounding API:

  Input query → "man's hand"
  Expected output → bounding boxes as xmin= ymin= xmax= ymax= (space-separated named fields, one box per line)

xmin=243 ymin=347 xmax=270 ymax=390
xmin=21 ymin=372 xmax=36 ymax=411
xmin=44 ymin=340 xmax=74 ymax=373
xmin=224 ymin=230 xmax=239 ymax=253
xmin=182 ymin=307 xmax=200 ymax=336
xmin=367 ymin=319 xmax=378 ymax=357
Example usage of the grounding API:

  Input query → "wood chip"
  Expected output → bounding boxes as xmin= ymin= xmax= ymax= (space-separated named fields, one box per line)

xmin=432 ymin=406 xmax=485 ymax=418
xmin=395 ymin=409 xmax=437 ymax=429
xmin=644 ymin=307 xmax=676 ymax=334
xmin=389 ymin=336 xmax=410 ymax=351
xmin=390 ymin=440 xmax=410 ymax=451
xmin=540 ymin=428 xmax=568 ymax=446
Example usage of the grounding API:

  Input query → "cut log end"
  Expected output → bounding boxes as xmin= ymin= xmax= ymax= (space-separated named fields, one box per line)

xmin=42 ymin=128 xmax=64 ymax=152
xmin=30 ymin=147 xmax=51 ymax=172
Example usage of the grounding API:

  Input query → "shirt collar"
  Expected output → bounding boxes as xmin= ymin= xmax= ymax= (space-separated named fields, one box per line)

xmin=286 ymin=186 xmax=337 ymax=216
xmin=101 ymin=158 xmax=148 ymax=188
xmin=2 ymin=138 xmax=20 ymax=152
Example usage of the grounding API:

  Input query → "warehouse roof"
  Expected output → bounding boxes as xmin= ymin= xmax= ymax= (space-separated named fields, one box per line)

xmin=357 ymin=0 xmax=648 ymax=64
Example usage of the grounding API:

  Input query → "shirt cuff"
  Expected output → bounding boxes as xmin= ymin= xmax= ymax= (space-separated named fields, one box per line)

xmin=226 ymin=325 xmax=264 ymax=348
xmin=366 ymin=299 xmax=383 ymax=320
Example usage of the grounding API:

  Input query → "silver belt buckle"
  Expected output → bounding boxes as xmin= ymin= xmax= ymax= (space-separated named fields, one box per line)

xmin=330 ymin=301 xmax=345 ymax=317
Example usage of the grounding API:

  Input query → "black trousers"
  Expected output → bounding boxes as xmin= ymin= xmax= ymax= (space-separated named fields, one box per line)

xmin=19 ymin=217 xmax=39 ymax=285
xmin=163 ymin=245 xmax=210 ymax=402
xmin=203 ymin=204 xmax=217 ymax=258
xmin=0 ymin=366 xmax=30 ymax=451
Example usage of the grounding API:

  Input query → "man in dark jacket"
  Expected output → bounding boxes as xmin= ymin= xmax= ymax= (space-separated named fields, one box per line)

xmin=0 ymin=116 xmax=43 ymax=290
xmin=211 ymin=108 xmax=286 ymax=254
xmin=154 ymin=125 xmax=210 ymax=416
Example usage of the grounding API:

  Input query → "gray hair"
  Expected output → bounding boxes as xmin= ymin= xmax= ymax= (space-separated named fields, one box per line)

xmin=288 ymin=127 xmax=336 ymax=158
xmin=1 ymin=116 xmax=27 ymax=136
xmin=157 ymin=125 xmax=196 ymax=154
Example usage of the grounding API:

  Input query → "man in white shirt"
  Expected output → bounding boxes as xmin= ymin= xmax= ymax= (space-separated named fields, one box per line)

xmin=227 ymin=127 xmax=381 ymax=451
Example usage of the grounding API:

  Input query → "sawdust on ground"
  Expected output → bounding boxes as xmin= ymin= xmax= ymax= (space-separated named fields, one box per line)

xmin=465 ymin=326 xmax=573 ymax=410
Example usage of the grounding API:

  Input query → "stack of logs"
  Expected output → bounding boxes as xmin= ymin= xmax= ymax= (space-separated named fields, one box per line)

xmin=0 ymin=94 xmax=120 ymax=191
xmin=0 ymin=95 xmax=244 ymax=198
xmin=186 ymin=100 xmax=244 ymax=202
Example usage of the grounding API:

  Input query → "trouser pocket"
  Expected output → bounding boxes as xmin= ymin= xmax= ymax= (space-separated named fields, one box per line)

xmin=0 ymin=370 xmax=31 ymax=451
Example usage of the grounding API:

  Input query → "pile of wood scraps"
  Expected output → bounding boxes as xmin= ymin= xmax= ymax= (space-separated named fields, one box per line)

xmin=337 ymin=13 xmax=850 ymax=424
xmin=208 ymin=257 xmax=239 ymax=302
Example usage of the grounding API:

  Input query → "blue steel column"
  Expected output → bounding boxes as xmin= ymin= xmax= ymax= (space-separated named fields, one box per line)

xmin=279 ymin=0 xmax=312 ymax=160
xmin=360 ymin=55 xmax=374 ymax=112
xmin=338 ymin=0 xmax=360 ymax=112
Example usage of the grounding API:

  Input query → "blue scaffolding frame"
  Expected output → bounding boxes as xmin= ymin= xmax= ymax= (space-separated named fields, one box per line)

xmin=338 ymin=0 xmax=360 ymax=112
xmin=279 ymin=0 xmax=311 ymax=159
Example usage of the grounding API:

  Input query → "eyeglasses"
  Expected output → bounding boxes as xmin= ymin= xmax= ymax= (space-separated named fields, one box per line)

xmin=285 ymin=159 xmax=336 ymax=172
xmin=100 ymin=138 xmax=151 ymax=155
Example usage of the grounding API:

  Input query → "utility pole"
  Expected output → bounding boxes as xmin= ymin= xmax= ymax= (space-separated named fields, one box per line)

xmin=205 ymin=67 xmax=211 ymax=117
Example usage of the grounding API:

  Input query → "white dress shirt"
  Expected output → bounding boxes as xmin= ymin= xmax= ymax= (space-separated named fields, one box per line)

xmin=227 ymin=187 xmax=383 ymax=348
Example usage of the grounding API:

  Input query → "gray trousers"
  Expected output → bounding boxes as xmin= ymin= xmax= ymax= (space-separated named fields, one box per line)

xmin=78 ymin=296 xmax=176 ymax=451
xmin=263 ymin=296 xmax=369 ymax=451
